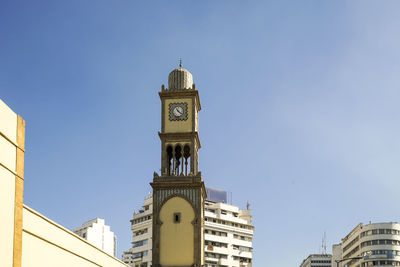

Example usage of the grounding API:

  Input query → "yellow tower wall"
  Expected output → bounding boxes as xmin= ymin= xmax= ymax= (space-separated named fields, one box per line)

xmin=159 ymin=196 xmax=195 ymax=266
xmin=164 ymin=98 xmax=193 ymax=133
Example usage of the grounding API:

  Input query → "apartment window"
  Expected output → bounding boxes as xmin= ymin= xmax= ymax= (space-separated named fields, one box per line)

xmin=205 ymin=252 xmax=228 ymax=259
xmin=204 ymin=216 xmax=252 ymax=230
xmin=361 ymin=239 xmax=400 ymax=248
xmin=343 ymin=236 xmax=360 ymax=252
xmin=205 ymin=230 xmax=227 ymax=237
xmin=132 ymin=252 xmax=142 ymax=259
xmin=132 ymin=239 xmax=148 ymax=248
xmin=232 ymin=245 xmax=252 ymax=252
xmin=233 ymin=234 xmax=252 ymax=241
xmin=134 ymin=228 xmax=148 ymax=236
xmin=232 ymin=256 xmax=252 ymax=263
xmin=205 ymin=241 xmax=228 ymax=248
xmin=360 ymin=228 xmax=400 ymax=236
xmin=132 ymin=251 xmax=148 ymax=259
xmin=132 ymin=215 xmax=152 ymax=225
xmin=239 ymin=246 xmax=252 ymax=252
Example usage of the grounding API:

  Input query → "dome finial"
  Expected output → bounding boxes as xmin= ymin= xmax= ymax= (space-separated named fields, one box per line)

xmin=168 ymin=63 xmax=193 ymax=90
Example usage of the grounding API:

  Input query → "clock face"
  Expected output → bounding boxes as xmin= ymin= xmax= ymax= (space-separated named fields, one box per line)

xmin=169 ymin=102 xmax=188 ymax=121
xmin=173 ymin=106 xmax=184 ymax=117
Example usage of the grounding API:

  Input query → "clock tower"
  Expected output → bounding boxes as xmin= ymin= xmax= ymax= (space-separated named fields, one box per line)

xmin=151 ymin=64 xmax=206 ymax=267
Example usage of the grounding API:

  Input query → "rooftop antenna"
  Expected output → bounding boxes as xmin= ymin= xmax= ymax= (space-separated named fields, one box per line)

xmin=179 ymin=58 xmax=182 ymax=67
xmin=321 ymin=231 xmax=327 ymax=255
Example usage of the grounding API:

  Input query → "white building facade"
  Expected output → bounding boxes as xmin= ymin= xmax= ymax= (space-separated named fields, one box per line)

xmin=299 ymin=254 xmax=332 ymax=267
xmin=122 ymin=189 xmax=254 ymax=267
xmin=333 ymin=222 xmax=400 ymax=267
xmin=122 ymin=194 xmax=153 ymax=267
xmin=74 ymin=218 xmax=117 ymax=257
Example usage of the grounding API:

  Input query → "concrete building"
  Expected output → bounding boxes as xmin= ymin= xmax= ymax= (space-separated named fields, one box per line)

xmin=0 ymin=98 xmax=128 ymax=267
xmin=333 ymin=222 xmax=400 ymax=267
xmin=74 ymin=218 xmax=117 ymax=257
xmin=332 ymin=244 xmax=342 ymax=267
xmin=122 ymin=188 xmax=254 ymax=267
xmin=0 ymin=99 xmax=25 ymax=267
xmin=299 ymin=254 xmax=332 ymax=267
xmin=204 ymin=191 xmax=254 ymax=267
xmin=122 ymin=194 xmax=153 ymax=267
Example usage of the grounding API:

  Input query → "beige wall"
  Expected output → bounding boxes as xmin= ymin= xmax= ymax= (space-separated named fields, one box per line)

xmin=0 ymin=165 xmax=16 ymax=267
xmin=22 ymin=206 xmax=128 ymax=267
xmin=0 ymin=99 xmax=22 ymax=267
xmin=0 ymin=100 xmax=18 ymax=144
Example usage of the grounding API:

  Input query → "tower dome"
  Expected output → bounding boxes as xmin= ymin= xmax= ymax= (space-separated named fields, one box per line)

xmin=168 ymin=66 xmax=194 ymax=90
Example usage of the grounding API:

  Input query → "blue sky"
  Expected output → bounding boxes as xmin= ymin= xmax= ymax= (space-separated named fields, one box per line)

xmin=2 ymin=1 xmax=400 ymax=266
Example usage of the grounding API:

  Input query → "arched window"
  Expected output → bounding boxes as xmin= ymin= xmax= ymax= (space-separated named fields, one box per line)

xmin=165 ymin=144 xmax=191 ymax=176
xmin=184 ymin=144 xmax=191 ymax=176
xmin=166 ymin=145 xmax=173 ymax=175
xmin=174 ymin=145 xmax=182 ymax=176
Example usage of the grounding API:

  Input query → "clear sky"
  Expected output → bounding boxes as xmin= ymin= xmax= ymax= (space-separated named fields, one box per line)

xmin=2 ymin=1 xmax=400 ymax=266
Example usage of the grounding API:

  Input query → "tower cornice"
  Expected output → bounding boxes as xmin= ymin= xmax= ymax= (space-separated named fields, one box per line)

xmin=159 ymin=90 xmax=201 ymax=111
xmin=158 ymin=132 xmax=201 ymax=149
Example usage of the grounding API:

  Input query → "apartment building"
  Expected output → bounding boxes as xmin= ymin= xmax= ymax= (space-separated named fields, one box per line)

xmin=74 ymin=218 xmax=117 ymax=257
xmin=333 ymin=222 xmax=400 ymax=267
xmin=299 ymin=254 xmax=332 ymax=267
xmin=122 ymin=193 xmax=153 ymax=267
